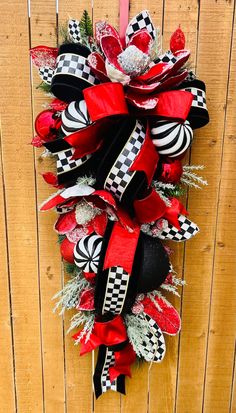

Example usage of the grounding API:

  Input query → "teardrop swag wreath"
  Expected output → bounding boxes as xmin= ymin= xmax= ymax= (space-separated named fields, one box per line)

xmin=30 ymin=10 xmax=209 ymax=397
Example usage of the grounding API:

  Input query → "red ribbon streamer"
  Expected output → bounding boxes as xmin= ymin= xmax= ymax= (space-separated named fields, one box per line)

xmin=103 ymin=221 xmax=140 ymax=274
xmin=109 ymin=342 xmax=136 ymax=382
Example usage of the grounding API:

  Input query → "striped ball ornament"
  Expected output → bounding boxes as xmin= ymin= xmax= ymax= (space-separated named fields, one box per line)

xmin=61 ymin=100 xmax=91 ymax=136
xmin=74 ymin=233 xmax=103 ymax=273
xmin=151 ymin=120 xmax=193 ymax=158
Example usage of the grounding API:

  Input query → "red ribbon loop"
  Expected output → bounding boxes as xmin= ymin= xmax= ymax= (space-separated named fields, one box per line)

xmin=129 ymin=124 xmax=159 ymax=185
xmin=164 ymin=198 xmax=188 ymax=229
xmin=134 ymin=189 xmax=167 ymax=223
xmin=83 ymin=83 xmax=129 ymax=122
xmin=75 ymin=315 xmax=127 ymax=355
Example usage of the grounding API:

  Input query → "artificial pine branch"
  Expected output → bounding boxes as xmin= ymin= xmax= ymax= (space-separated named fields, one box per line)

xmin=68 ymin=311 xmax=95 ymax=343
xmin=125 ymin=313 xmax=153 ymax=359
xmin=36 ymin=81 xmax=52 ymax=93
xmin=57 ymin=234 xmax=66 ymax=244
xmin=65 ymin=262 xmax=77 ymax=275
xmin=76 ymin=175 xmax=96 ymax=187
xmin=53 ymin=271 xmax=89 ymax=314
xmin=181 ymin=165 xmax=208 ymax=189
xmin=79 ymin=10 xmax=93 ymax=38
xmin=58 ymin=22 xmax=71 ymax=43
xmin=160 ymin=282 xmax=180 ymax=296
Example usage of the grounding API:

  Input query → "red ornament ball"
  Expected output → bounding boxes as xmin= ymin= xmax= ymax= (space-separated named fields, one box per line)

xmin=160 ymin=160 xmax=183 ymax=184
xmin=35 ymin=110 xmax=61 ymax=141
xmin=60 ymin=238 xmax=75 ymax=263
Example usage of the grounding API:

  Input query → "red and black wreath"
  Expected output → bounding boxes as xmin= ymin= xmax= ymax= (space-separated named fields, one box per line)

xmin=30 ymin=10 xmax=209 ymax=398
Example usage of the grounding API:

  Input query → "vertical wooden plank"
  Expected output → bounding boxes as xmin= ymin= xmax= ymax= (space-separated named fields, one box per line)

xmin=0 ymin=129 xmax=16 ymax=412
xmin=29 ymin=0 xmax=66 ymax=411
xmin=175 ymin=1 xmax=235 ymax=412
xmin=231 ymin=347 xmax=236 ymax=413
xmin=56 ymin=2 xmax=94 ymax=412
xmin=148 ymin=2 xmax=200 ymax=413
xmin=203 ymin=7 xmax=236 ymax=412
xmin=0 ymin=0 xmax=44 ymax=411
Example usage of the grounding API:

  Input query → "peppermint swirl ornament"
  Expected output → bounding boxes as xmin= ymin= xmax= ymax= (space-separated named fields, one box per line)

xmin=74 ymin=234 xmax=103 ymax=273
xmin=61 ymin=100 xmax=91 ymax=136
xmin=151 ymin=120 xmax=193 ymax=158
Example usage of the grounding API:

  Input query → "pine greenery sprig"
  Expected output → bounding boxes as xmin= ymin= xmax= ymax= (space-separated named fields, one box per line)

xmin=36 ymin=81 xmax=52 ymax=94
xmin=65 ymin=263 xmax=77 ymax=275
xmin=79 ymin=10 xmax=93 ymax=38
xmin=76 ymin=175 xmax=96 ymax=187
xmin=69 ymin=312 xmax=95 ymax=343
xmin=57 ymin=234 xmax=66 ymax=244
xmin=150 ymin=27 xmax=162 ymax=61
xmin=181 ymin=165 xmax=208 ymax=189
xmin=165 ymin=184 xmax=186 ymax=198
xmin=53 ymin=271 xmax=90 ymax=314
xmin=125 ymin=313 xmax=153 ymax=359
xmin=58 ymin=22 xmax=71 ymax=43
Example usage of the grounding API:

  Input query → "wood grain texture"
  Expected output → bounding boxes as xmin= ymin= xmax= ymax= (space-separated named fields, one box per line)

xmin=0 ymin=125 xmax=16 ymax=412
xmin=176 ymin=1 xmax=236 ymax=413
xmin=29 ymin=0 xmax=66 ymax=412
xmin=1 ymin=0 xmax=236 ymax=412
xmin=203 ymin=7 xmax=236 ymax=412
xmin=149 ymin=2 xmax=200 ymax=413
xmin=0 ymin=0 xmax=44 ymax=411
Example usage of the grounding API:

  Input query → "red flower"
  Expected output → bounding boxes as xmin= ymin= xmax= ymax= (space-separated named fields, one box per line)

xmin=87 ymin=12 xmax=190 ymax=109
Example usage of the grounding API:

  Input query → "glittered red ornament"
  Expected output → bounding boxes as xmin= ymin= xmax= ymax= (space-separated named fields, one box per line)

xmin=60 ymin=238 xmax=75 ymax=263
xmin=160 ymin=160 xmax=183 ymax=184
xmin=170 ymin=26 xmax=185 ymax=54
xmin=35 ymin=110 xmax=61 ymax=141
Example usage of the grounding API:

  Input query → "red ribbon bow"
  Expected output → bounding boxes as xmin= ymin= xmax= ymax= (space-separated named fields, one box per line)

xmin=73 ymin=315 xmax=136 ymax=380
xmin=73 ymin=315 xmax=128 ymax=355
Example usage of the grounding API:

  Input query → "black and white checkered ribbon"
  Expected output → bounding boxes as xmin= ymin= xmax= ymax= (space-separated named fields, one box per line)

xmin=68 ymin=19 xmax=81 ymax=43
xmin=181 ymin=86 xmax=207 ymax=110
xmin=155 ymin=50 xmax=178 ymax=65
xmin=39 ymin=66 xmax=54 ymax=85
xmin=100 ymin=348 xmax=117 ymax=394
xmin=102 ymin=267 xmax=130 ymax=314
xmin=157 ymin=214 xmax=199 ymax=242
xmin=138 ymin=313 xmax=166 ymax=362
xmin=104 ymin=120 xmax=146 ymax=201
xmin=53 ymin=53 xmax=100 ymax=86
xmin=55 ymin=147 xmax=91 ymax=176
xmin=126 ymin=10 xmax=156 ymax=44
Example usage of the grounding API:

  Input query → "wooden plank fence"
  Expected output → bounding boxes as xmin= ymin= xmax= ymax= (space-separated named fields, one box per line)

xmin=0 ymin=0 xmax=236 ymax=412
